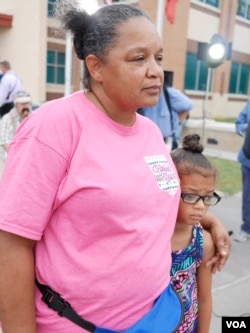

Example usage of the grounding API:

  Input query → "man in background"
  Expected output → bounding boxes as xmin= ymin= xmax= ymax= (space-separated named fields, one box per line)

xmin=0 ymin=91 xmax=32 ymax=165
xmin=139 ymin=86 xmax=194 ymax=150
xmin=0 ymin=60 xmax=23 ymax=118
xmin=234 ymin=101 xmax=250 ymax=242
xmin=235 ymin=99 xmax=250 ymax=137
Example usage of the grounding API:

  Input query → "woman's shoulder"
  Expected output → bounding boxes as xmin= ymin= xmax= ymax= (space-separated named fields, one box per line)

xmin=137 ymin=112 xmax=164 ymax=134
xmin=34 ymin=91 xmax=85 ymax=119
xmin=13 ymin=91 xmax=88 ymax=155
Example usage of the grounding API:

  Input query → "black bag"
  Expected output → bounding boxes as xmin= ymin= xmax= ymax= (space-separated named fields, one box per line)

xmin=0 ymin=102 xmax=14 ymax=118
xmin=243 ymin=123 xmax=250 ymax=159
xmin=163 ymin=87 xmax=177 ymax=150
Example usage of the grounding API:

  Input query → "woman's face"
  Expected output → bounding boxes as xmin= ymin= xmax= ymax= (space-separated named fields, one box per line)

xmin=96 ymin=16 xmax=164 ymax=112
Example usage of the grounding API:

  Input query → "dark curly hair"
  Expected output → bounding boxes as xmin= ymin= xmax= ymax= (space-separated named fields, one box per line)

xmin=171 ymin=134 xmax=217 ymax=178
xmin=54 ymin=0 xmax=150 ymax=89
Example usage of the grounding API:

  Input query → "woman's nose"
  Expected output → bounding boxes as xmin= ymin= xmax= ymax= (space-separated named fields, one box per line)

xmin=146 ymin=59 xmax=163 ymax=78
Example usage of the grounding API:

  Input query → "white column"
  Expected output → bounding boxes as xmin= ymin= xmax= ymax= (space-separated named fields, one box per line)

xmin=156 ymin=0 xmax=166 ymax=39
xmin=64 ymin=32 xmax=73 ymax=96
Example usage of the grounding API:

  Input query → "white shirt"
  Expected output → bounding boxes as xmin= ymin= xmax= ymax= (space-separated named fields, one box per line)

xmin=0 ymin=70 xmax=23 ymax=106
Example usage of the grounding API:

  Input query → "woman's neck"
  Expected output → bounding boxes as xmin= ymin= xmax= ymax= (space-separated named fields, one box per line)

xmin=85 ymin=90 xmax=136 ymax=127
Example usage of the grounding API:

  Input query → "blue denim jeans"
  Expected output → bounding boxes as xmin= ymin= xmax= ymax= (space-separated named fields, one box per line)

xmin=241 ymin=165 xmax=250 ymax=234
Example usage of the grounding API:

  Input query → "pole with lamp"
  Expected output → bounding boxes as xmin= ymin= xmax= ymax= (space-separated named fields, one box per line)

xmin=198 ymin=34 xmax=232 ymax=144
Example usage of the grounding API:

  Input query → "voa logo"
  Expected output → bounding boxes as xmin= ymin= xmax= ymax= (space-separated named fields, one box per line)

xmin=226 ymin=320 xmax=247 ymax=329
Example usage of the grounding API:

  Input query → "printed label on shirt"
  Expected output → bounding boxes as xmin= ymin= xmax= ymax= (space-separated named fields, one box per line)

xmin=144 ymin=155 xmax=179 ymax=194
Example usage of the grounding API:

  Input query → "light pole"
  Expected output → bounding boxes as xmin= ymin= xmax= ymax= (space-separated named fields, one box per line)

xmin=201 ymin=67 xmax=212 ymax=145
xmin=198 ymin=34 xmax=232 ymax=144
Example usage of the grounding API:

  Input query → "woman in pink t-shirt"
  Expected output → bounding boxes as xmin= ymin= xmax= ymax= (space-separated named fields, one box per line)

xmin=0 ymin=1 xmax=231 ymax=332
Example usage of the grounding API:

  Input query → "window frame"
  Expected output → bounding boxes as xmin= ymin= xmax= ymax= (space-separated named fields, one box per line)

xmin=184 ymin=52 xmax=212 ymax=92
xmin=48 ymin=0 xmax=56 ymax=17
xmin=47 ymin=50 xmax=66 ymax=85
xmin=229 ymin=61 xmax=250 ymax=95
xmin=237 ymin=0 xmax=250 ymax=21
xmin=196 ymin=0 xmax=220 ymax=8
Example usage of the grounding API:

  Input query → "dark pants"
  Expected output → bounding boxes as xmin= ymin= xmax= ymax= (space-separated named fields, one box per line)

xmin=241 ymin=165 xmax=250 ymax=233
xmin=0 ymin=102 xmax=14 ymax=118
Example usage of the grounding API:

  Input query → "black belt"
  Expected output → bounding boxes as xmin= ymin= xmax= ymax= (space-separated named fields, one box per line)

xmin=35 ymin=279 xmax=96 ymax=332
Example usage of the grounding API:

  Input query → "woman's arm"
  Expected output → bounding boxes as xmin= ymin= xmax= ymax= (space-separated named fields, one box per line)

xmin=0 ymin=230 xmax=37 ymax=333
xmin=200 ymin=211 xmax=231 ymax=273
xmin=197 ymin=230 xmax=215 ymax=333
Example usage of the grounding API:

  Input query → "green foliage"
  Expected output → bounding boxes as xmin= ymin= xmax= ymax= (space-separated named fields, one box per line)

xmin=214 ymin=117 xmax=236 ymax=123
xmin=207 ymin=157 xmax=242 ymax=195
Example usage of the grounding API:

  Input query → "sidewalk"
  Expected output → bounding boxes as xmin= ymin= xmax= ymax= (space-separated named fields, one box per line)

xmin=209 ymin=192 xmax=250 ymax=333
xmin=203 ymin=146 xmax=250 ymax=331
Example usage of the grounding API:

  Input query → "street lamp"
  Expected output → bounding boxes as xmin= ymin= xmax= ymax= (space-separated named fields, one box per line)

xmin=198 ymin=34 xmax=232 ymax=144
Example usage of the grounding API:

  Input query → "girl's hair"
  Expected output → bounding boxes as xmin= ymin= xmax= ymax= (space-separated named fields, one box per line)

xmin=54 ymin=0 xmax=150 ymax=89
xmin=171 ymin=134 xmax=217 ymax=178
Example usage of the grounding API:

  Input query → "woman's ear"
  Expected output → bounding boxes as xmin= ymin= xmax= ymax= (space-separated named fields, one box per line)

xmin=85 ymin=55 xmax=103 ymax=83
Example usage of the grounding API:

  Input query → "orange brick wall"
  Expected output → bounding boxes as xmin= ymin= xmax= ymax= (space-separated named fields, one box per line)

xmin=138 ymin=0 xmax=191 ymax=90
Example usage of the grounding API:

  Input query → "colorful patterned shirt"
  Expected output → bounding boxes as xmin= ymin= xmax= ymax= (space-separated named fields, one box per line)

xmin=171 ymin=223 xmax=203 ymax=333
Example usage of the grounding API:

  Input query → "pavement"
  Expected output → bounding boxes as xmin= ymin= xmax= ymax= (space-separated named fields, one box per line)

xmin=0 ymin=147 xmax=249 ymax=333
xmin=209 ymin=192 xmax=250 ymax=332
xmin=202 ymin=147 xmax=250 ymax=332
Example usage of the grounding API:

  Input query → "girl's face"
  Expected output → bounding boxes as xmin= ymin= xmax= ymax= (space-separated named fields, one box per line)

xmin=95 ymin=16 xmax=164 ymax=112
xmin=177 ymin=173 xmax=216 ymax=226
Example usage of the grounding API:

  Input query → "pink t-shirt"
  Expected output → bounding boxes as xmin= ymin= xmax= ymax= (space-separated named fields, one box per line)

xmin=0 ymin=91 xmax=180 ymax=332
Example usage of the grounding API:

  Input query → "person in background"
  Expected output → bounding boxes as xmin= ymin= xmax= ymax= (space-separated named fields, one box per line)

xmin=137 ymin=90 xmax=171 ymax=139
xmin=0 ymin=2 xmax=230 ymax=332
xmin=0 ymin=61 xmax=23 ymax=118
xmin=168 ymin=86 xmax=194 ymax=148
xmin=0 ymin=91 xmax=32 ymax=163
xmin=234 ymin=101 xmax=250 ymax=242
xmin=139 ymin=86 xmax=194 ymax=150
xmin=171 ymin=134 xmax=220 ymax=333
xmin=235 ymin=99 xmax=250 ymax=137
xmin=234 ymin=122 xmax=250 ymax=242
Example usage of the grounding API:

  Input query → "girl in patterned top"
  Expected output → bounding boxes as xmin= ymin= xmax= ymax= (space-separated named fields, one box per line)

xmin=170 ymin=134 xmax=221 ymax=333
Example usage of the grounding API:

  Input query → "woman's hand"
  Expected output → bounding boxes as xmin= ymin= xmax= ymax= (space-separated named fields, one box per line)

xmin=200 ymin=212 xmax=231 ymax=273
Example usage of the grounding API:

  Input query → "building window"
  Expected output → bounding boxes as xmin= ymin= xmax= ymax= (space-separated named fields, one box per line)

xmin=197 ymin=0 xmax=220 ymax=8
xmin=48 ymin=0 xmax=56 ymax=17
xmin=229 ymin=62 xmax=250 ymax=94
xmin=237 ymin=0 xmax=250 ymax=20
xmin=47 ymin=50 xmax=65 ymax=84
xmin=184 ymin=53 xmax=211 ymax=91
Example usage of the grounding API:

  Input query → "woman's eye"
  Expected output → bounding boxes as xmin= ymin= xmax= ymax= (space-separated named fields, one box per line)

xmin=156 ymin=55 xmax=163 ymax=62
xmin=135 ymin=56 xmax=145 ymax=61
